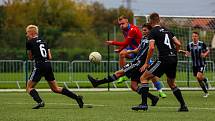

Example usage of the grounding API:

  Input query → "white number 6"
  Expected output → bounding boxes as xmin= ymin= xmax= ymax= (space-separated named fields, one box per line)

xmin=39 ymin=44 xmax=47 ymax=58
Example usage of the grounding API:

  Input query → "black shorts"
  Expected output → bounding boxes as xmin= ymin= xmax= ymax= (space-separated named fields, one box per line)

xmin=193 ymin=66 xmax=205 ymax=76
xmin=147 ymin=56 xmax=177 ymax=79
xmin=122 ymin=60 xmax=144 ymax=82
xmin=29 ymin=62 xmax=55 ymax=82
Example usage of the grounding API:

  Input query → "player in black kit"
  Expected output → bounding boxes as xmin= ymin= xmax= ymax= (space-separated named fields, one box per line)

xmin=131 ymin=13 xmax=188 ymax=112
xmin=25 ymin=25 xmax=83 ymax=109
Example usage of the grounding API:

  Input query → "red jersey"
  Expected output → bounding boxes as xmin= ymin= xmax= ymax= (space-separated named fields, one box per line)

xmin=112 ymin=24 xmax=142 ymax=50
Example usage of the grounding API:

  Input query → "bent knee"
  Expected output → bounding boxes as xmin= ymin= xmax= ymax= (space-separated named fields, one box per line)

xmin=51 ymin=88 xmax=62 ymax=93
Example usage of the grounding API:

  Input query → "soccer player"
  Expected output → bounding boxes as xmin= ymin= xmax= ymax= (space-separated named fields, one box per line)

xmin=131 ymin=13 xmax=188 ymax=112
xmin=25 ymin=25 xmax=83 ymax=109
xmin=106 ymin=15 xmax=142 ymax=82
xmin=88 ymin=24 xmax=166 ymax=106
xmin=183 ymin=32 xmax=210 ymax=97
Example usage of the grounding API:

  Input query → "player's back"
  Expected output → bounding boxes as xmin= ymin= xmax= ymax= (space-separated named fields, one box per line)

xmin=26 ymin=37 xmax=49 ymax=62
xmin=148 ymin=25 xmax=177 ymax=59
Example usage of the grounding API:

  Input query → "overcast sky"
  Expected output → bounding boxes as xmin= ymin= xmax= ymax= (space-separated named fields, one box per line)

xmin=1 ymin=0 xmax=215 ymax=16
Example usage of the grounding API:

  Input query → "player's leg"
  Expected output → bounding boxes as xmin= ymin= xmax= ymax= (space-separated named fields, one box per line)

xmin=196 ymin=72 xmax=209 ymax=97
xmin=131 ymin=70 xmax=154 ymax=111
xmin=47 ymin=80 xmax=84 ymax=108
xmin=131 ymin=75 xmax=159 ymax=106
xmin=166 ymin=63 xmax=188 ymax=112
xmin=26 ymin=68 xmax=44 ymax=109
xmin=88 ymin=70 xmax=124 ymax=87
xmin=117 ymin=49 xmax=133 ymax=83
xmin=151 ymin=77 xmax=166 ymax=98
xmin=26 ymin=80 xmax=45 ymax=109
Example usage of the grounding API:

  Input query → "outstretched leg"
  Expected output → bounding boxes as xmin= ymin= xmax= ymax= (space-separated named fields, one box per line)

xmin=48 ymin=80 xmax=84 ymax=108
xmin=88 ymin=70 xmax=125 ymax=87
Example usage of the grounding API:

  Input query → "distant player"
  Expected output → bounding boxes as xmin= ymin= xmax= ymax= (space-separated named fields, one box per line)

xmin=88 ymin=24 xmax=167 ymax=106
xmin=25 ymin=25 xmax=83 ymax=109
xmin=131 ymin=13 xmax=188 ymax=112
xmin=106 ymin=15 xmax=142 ymax=82
xmin=182 ymin=32 xmax=209 ymax=97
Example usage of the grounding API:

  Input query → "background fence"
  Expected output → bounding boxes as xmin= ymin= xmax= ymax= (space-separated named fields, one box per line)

xmin=0 ymin=60 xmax=214 ymax=89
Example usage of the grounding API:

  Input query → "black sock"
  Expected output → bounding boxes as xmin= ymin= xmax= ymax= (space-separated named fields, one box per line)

xmin=199 ymin=81 xmax=208 ymax=93
xmin=96 ymin=74 xmax=118 ymax=85
xmin=138 ymin=83 xmax=149 ymax=105
xmin=148 ymin=92 xmax=157 ymax=101
xmin=29 ymin=89 xmax=42 ymax=103
xmin=62 ymin=88 xmax=78 ymax=99
xmin=203 ymin=78 xmax=208 ymax=83
xmin=137 ymin=87 xmax=155 ymax=101
xmin=172 ymin=87 xmax=186 ymax=107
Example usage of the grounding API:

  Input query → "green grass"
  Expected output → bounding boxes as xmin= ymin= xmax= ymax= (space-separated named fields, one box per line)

xmin=0 ymin=91 xmax=215 ymax=121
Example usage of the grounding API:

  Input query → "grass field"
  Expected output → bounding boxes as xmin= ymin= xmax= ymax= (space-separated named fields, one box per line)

xmin=0 ymin=91 xmax=215 ymax=121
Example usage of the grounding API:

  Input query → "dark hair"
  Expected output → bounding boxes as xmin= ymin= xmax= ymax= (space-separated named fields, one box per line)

xmin=118 ymin=15 xmax=128 ymax=21
xmin=192 ymin=31 xmax=199 ymax=35
xmin=142 ymin=23 xmax=152 ymax=30
xmin=149 ymin=12 xmax=160 ymax=23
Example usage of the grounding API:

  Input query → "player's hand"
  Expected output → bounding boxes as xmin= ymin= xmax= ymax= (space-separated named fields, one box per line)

xmin=114 ymin=48 xmax=121 ymax=53
xmin=185 ymin=51 xmax=190 ymax=57
xmin=140 ymin=63 xmax=149 ymax=72
xmin=105 ymin=41 xmax=114 ymax=45
xmin=201 ymin=53 xmax=207 ymax=58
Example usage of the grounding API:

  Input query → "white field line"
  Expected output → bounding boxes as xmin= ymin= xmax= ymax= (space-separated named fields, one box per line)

xmin=4 ymin=102 xmax=106 ymax=107
xmin=1 ymin=88 xmax=215 ymax=92
xmin=4 ymin=102 xmax=215 ymax=111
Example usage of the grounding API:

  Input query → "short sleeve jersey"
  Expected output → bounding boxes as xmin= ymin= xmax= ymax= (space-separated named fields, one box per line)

xmin=148 ymin=26 xmax=177 ymax=58
xmin=26 ymin=37 xmax=49 ymax=62
xmin=187 ymin=41 xmax=208 ymax=67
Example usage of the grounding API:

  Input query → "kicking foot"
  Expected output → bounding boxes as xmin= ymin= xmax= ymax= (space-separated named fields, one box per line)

xmin=116 ymin=76 xmax=128 ymax=84
xmin=151 ymin=96 xmax=159 ymax=106
xmin=159 ymin=92 xmax=167 ymax=98
xmin=178 ymin=105 xmax=189 ymax=112
xmin=131 ymin=104 xmax=148 ymax=111
xmin=32 ymin=101 xmax=45 ymax=109
xmin=76 ymin=95 xmax=84 ymax=108
xmin=87 ymin=75 xmax=98 ymax=88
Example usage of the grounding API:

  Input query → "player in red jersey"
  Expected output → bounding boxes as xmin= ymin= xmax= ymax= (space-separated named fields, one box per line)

xmin=106 ymin=15 xmax=142 ymax=82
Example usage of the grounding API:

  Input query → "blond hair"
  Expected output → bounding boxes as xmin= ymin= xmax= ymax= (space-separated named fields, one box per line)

xmin=26 ymin=25 xmax=39 ymax=34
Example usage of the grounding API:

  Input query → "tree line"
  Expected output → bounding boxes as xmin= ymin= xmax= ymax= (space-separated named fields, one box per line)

xmin=0 ymin=0 xmax=133 ymax=60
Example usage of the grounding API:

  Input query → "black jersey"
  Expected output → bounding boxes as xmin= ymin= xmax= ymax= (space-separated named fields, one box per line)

xmin=26 ymin=37 xmax=49 ymax=62
xmin=187 ymin=41 xmax=208 ymax=67
xmin=133 ymin=36 xmax=149 ymax=62
xmin=148 ymin=25 xmax=177 ymax=58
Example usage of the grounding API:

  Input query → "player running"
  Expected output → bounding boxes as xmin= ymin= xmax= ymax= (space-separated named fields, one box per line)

xmin=181 ymin=32 xmax=210 ymax=97
xmin=25 ymin=25 xmax=83 ymax=109
xmin=131 ymin=13 xmax=188 ymax=112
xmin=88 ymin=24 xmax=167 ymax=106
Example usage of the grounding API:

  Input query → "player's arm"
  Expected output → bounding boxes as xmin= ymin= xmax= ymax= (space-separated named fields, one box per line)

xmin=27 ymin=50 xmax=33 ymax=60
xmin=127 ymin=48 xmax=139 ymax=54
xmin=172 ymin=36 xmax=181 ymax=52
xmin=48 ymin=49 xmax=52 ymax=60
xmin=140 ymin=39 xmax=154 ymax=72
xmin=106 ymin=37 xmax=130 ymax=47
xmin=201 ymin=43 xmax=210 ymax=58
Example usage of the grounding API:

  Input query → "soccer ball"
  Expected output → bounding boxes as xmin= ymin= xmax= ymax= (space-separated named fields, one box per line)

xmin=89 ymin=52 xmax=102 ymax=63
